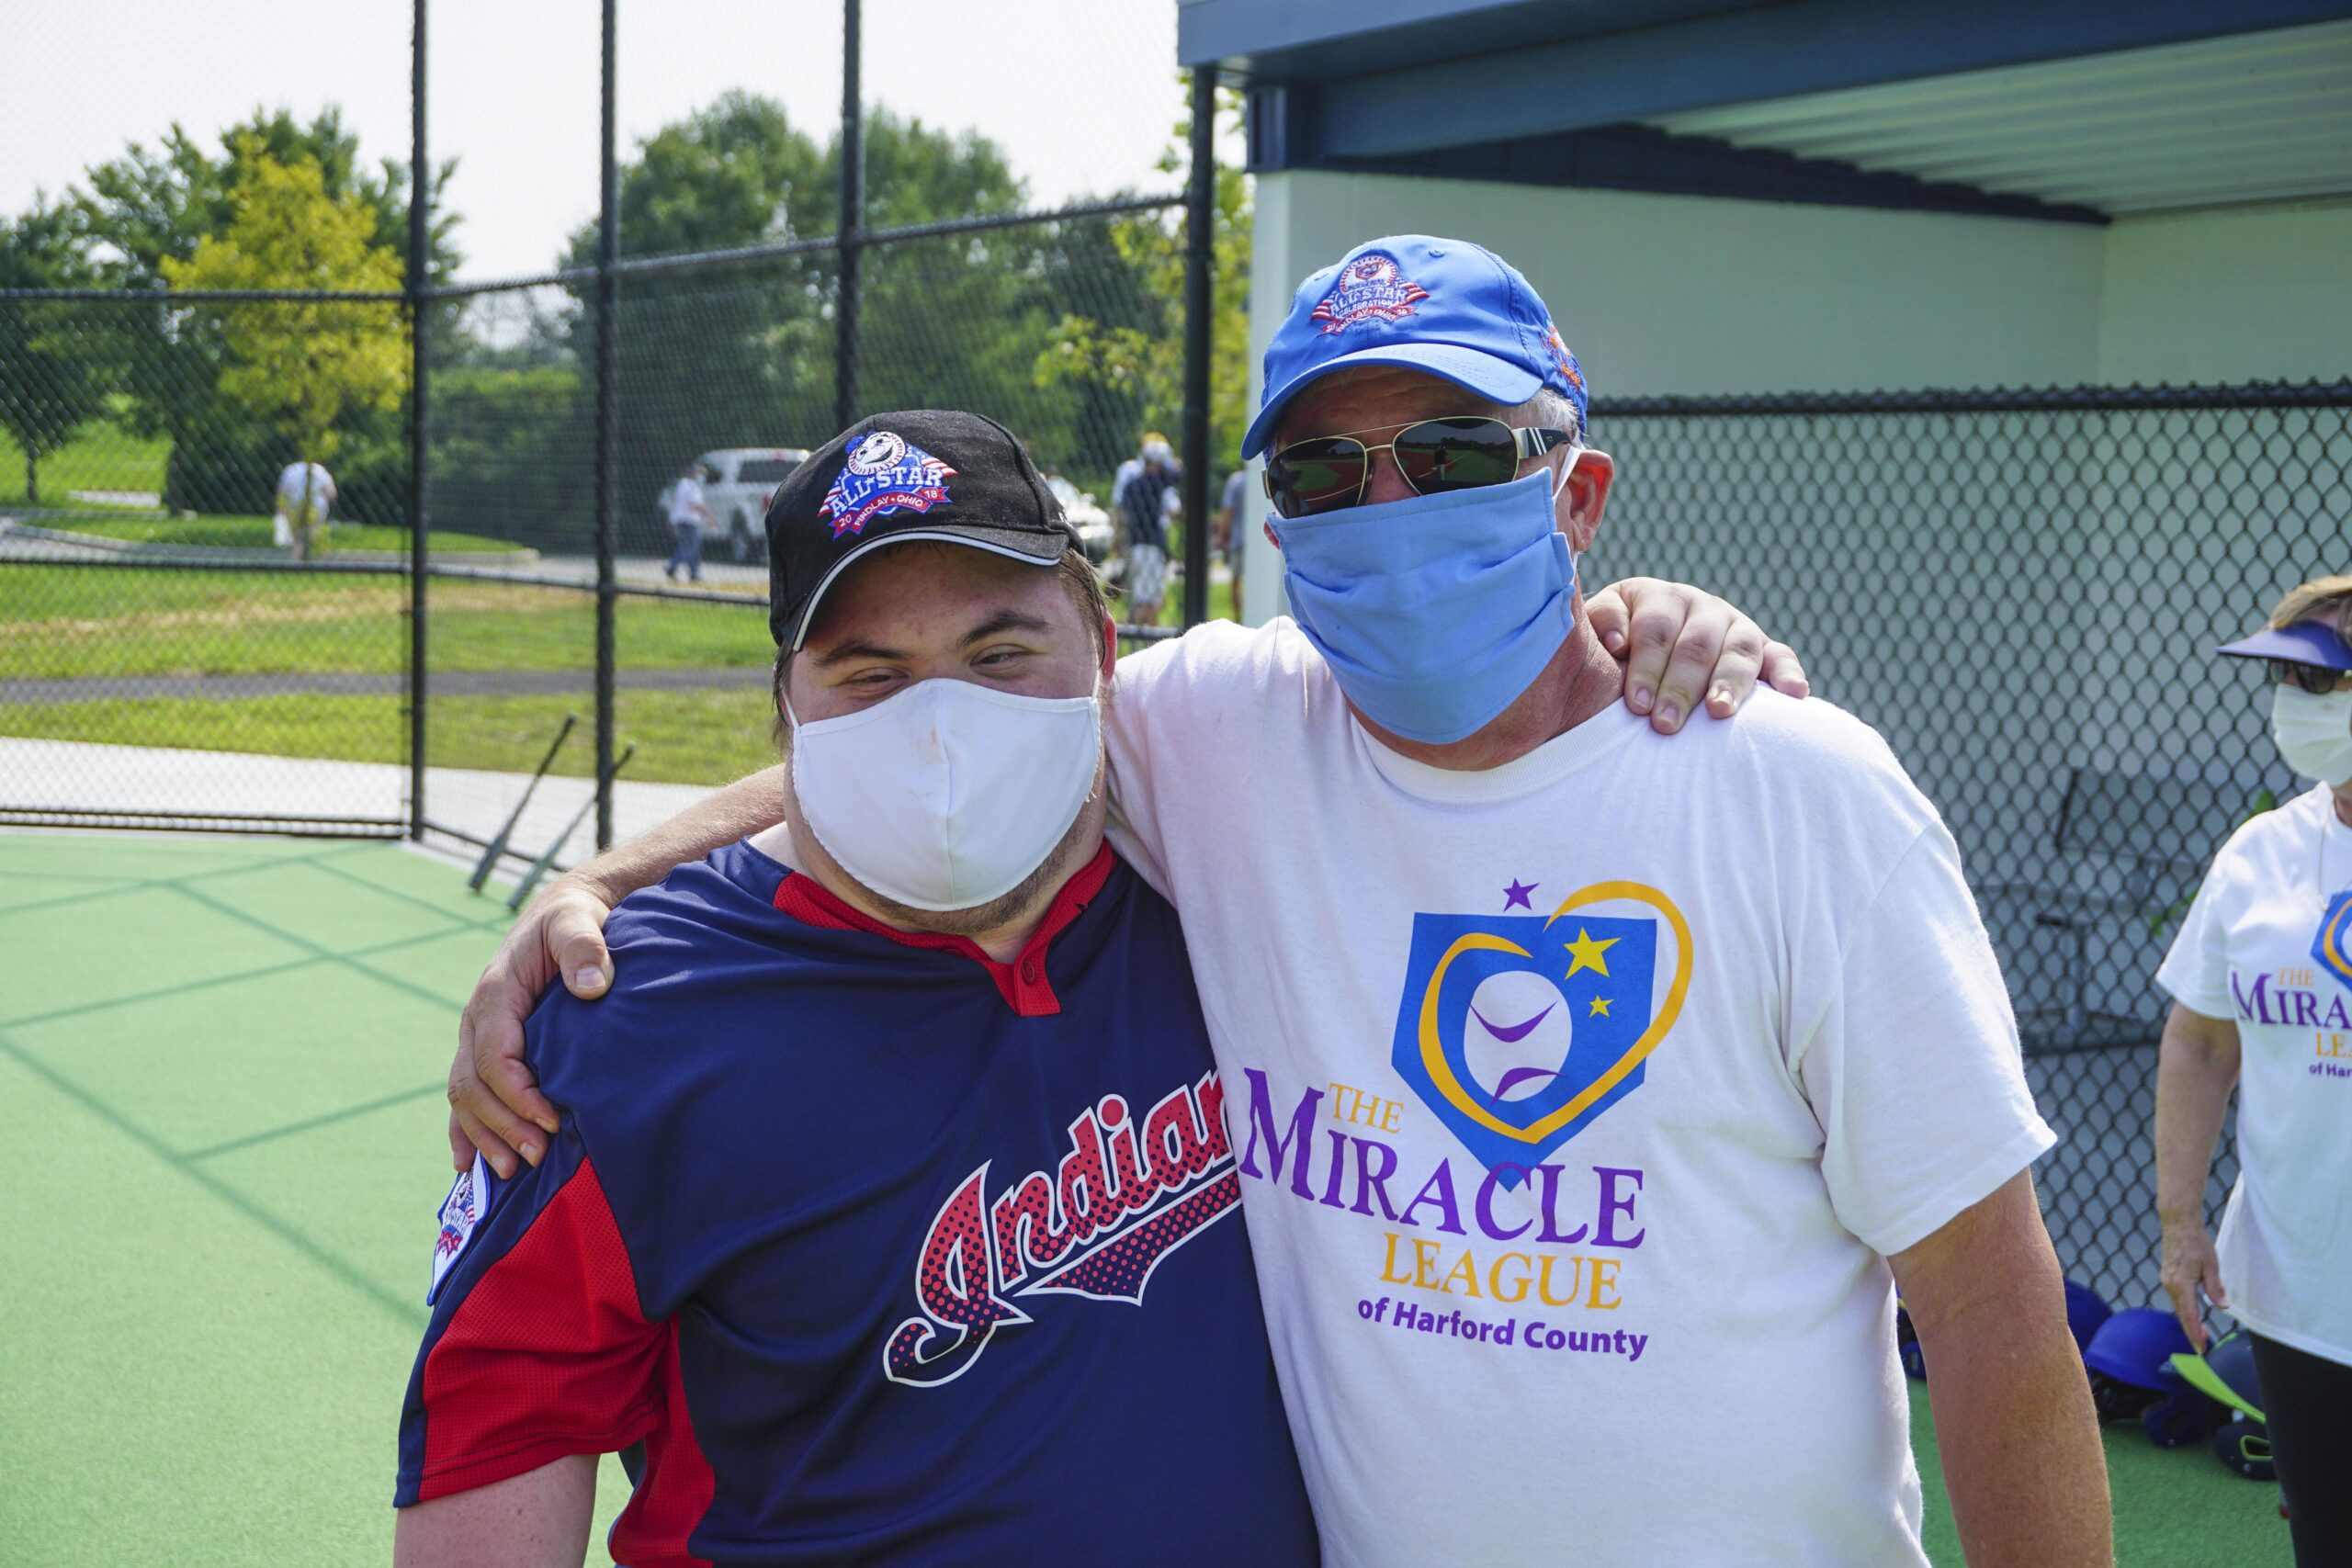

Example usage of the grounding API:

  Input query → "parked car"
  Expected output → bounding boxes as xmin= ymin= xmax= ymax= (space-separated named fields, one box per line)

xmin=1046 ymin=475 xmax=1114 ymax=565
xmin=658 ymin=447 xmax=813 ymax=563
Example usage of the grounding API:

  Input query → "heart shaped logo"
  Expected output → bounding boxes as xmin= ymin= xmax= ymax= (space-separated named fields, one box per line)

xmin=1388 ymin=882 xmax=1692 ymax=1185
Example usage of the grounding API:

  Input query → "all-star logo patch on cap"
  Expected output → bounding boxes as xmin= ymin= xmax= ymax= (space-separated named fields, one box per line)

xmin=765 ymin=409 xmax=1077 ymax=649
xmin=1242 ymin=234 xmax=1589 ymax=459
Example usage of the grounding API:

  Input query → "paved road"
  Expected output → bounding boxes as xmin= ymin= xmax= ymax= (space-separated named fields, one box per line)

xmin=0 ymin=666 xmax=769 ymax=705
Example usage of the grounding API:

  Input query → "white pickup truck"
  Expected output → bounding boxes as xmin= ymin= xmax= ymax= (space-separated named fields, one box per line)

xmin=660 ymin=447 xmax=813 ymax=563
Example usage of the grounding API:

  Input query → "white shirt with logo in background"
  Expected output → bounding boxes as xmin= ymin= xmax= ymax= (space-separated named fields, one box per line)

xmin=2157 ymin=784 xmax=2352 ymax=1367
xmin=1102 ymin=618 xmax=2055 ymax=1568
xmin=668 ymin=476 xmax=708 ymax=526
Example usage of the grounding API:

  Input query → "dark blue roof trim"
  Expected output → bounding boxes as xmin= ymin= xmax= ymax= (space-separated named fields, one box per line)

xmin=1178 ymin=0 xmax=1756 ymax=79
xmin=1198 ymin=0 xmax=2352 ymax=158
xmin=1261 ymin=112 xmax=2109 ymax=227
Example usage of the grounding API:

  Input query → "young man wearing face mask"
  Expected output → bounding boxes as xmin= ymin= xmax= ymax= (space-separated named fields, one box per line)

xmin=393 ymin=412 xmax=1321 ymax=1566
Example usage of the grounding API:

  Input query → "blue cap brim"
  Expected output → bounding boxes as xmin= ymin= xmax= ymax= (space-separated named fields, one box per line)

xmin=2217 ymin=619 xmax=2352 ymax=671
xmin=1242 ymin=342 xmax=1545 ymax=458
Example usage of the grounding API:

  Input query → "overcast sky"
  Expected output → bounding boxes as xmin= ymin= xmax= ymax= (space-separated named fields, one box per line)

xmin=6 ymin=0 xmax=1214 ymax=280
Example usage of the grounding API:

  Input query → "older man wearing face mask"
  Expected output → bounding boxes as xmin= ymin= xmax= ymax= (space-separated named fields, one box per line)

xmin=447 ymin=237 xmax=2108 ymax=1563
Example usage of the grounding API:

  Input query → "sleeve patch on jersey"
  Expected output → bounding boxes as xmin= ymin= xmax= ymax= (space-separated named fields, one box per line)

xmin=427 ymin=1153 xmax=497 ymax=1304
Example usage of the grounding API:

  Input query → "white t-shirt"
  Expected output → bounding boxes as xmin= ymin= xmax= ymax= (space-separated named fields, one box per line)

xmin=1103 ymin=619 xmax=2054 ymax=1568
xmin=275 ymin=461 xmax=334 ymax=525
xmin=2156 ymin=784 xmax=2352 ymax=1366
xmin=668 ymin=476 xmax=707 ymax=526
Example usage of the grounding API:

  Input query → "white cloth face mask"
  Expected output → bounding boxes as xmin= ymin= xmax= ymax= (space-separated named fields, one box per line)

xmin=2272 ymin=682 xmax=2352 ymax=788
xmin=787 ymin=673 xmax=1102 ymax=912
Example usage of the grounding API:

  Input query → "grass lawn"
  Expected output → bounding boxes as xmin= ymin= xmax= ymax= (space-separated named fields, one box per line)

xmin=0 ymin=552 xmax=1232 ymax=785
xmin=1908 ymin=1381 xmax=2289 ymax=1566
xmin=0 ymin=412 xmax=168 ymax=506
xmin=52 ymin=513 xmax=526 ymax=555
xmin=0 ymin=688 xmax=778 ymax=786
xmin=0 ymin=567 xmax=772 ymax=682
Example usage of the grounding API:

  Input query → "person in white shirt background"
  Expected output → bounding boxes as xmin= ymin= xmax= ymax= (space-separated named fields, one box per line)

xmin=2156 ymin=571 xmax=2352 ymax=1565
xmin=273 ymin=456 xmax=336 ymax=560
xmin=664 ymin=458 xmax=713 ymax=582
xmin=445 ymin=235 xmax=2111 ymax=1565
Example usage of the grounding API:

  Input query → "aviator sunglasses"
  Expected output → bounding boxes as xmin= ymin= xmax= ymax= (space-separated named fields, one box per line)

xmin=2269 ymin=660 xmax=2350 ymax=695
xmin=1263 ymin=417 xmax=1576 ymax=519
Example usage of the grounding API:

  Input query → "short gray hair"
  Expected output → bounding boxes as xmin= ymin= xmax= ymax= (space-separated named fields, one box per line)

xmin=1516 ymin=386 xmax=1584 ymax=445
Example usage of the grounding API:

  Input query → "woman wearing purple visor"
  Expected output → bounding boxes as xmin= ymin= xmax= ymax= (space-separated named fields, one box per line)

xmin=2153 ymin=571 xmax=2352 ymax=1564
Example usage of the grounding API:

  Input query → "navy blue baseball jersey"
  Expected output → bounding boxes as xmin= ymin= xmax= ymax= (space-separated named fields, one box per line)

xmin=396 ymin=841 xmax=1317 ymax=1567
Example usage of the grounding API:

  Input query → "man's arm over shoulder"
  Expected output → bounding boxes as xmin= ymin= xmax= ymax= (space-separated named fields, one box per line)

xmin=452 ymin=796 xmax=784 ymax=1175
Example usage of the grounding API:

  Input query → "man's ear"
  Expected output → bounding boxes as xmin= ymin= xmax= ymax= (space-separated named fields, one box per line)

xmin=1099 ymin=611 xmax=1119 ymax=678
xmin=1558 ymin=448 xmax=1614 ymax=552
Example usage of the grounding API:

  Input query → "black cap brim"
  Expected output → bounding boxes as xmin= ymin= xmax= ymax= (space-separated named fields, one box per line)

xmin=783 ymin=523 xmax=1069 ymax=650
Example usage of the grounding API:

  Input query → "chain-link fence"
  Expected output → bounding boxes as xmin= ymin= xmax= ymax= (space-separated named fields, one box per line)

xmin=1589 ymin=381 xmax=2352 ymax=1306
xmin=3 ymin=0 xmax=2345 ymax=1317
xmin=0 ymin=0 xmax=1214 ymax=870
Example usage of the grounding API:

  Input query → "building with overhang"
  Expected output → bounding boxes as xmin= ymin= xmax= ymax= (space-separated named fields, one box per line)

xmin=1182 ymin=1 xmax=2352 ymax=1301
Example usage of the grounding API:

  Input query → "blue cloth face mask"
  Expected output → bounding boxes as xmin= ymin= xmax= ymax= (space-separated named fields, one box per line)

xmin=1272 ymin=464 xmax=1579 ymax=745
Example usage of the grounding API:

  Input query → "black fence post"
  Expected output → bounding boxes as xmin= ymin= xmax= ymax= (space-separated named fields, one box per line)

xmin=835 ymin=0 xmax=864 ymax=434
xmin=1180 ymin=66 xmax=1216 ymax=628
xmin=593 ymin=0 xmax=619 ymax=851
xmin=406 ymin=0 xmax=430 ymax=840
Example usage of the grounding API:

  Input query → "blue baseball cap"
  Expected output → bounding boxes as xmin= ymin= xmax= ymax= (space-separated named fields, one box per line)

xmin=1242 ymin=234 xmax=1589 ymax=459
xmin=2217 ymin=618 xmax=2352 ymax=671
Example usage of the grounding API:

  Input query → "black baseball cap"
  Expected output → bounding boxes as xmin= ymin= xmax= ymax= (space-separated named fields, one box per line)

xmin=765 ymin=409 xmax=1078 ymax=649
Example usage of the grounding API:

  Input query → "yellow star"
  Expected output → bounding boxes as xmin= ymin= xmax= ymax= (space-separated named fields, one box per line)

xmin=1563 ymin=926 xmax=1619 ymax=979
xmin=1589 ymin=995 xmax=1612 ymax=1017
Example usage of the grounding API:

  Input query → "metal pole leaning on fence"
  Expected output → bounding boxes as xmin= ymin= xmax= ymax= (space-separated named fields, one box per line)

xmin=406 ymin=0 xmax=430 ymax=840
xmin=468 ymin=712 xmax=576 ymax=893
xmin=1180 ymin=65 xmax=1216 ymax=629
xmin=510 ymin=743 xmax=635 ymax=912
xmin=593 ymin=0 xmax=620 ymax=852
xmin=835 ymin=0 xmax=864 ymax=434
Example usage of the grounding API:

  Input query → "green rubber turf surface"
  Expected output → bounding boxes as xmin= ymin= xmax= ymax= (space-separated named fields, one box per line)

xmin=0 ymin=830 xmax=2296 ymax=1566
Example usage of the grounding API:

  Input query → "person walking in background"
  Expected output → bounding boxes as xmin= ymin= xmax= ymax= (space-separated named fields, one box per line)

xmin=664 ymin=458 xmax=712 ymax=582
xmin=1106 ymin=433 xmax=1160 ymax=541
xmin=2156 ymin=571 xmax=2352 ymax=1565
xmin=1216 ymin=463 xmax=1249 ymax=616
xmin=1112 ymin=434 xmax=1180 ymax=625
xmin=273 ymin=455 xmax=335 ymax=561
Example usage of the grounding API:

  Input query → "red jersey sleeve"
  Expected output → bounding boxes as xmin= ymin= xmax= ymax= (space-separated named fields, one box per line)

xmin=395 ymin=1142 xmax=667 ymax=1505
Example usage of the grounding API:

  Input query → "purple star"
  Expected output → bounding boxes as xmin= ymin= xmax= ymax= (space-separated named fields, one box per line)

xmin=1503 ymin=878 xmax=1537 ymax=911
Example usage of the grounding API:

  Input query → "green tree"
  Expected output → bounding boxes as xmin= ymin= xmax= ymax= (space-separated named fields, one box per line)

xmin=1035 ymin=83 xmax=1251 ymax=479
xmin=552 ymin=95 xmax=1045 ymax=555
xmin=78 ymin=106 xmax=458 ymax=288
xmin=162 ymin=148 xmax=408 ymax=557
xmin=0 ymin=197 xmax=109 ymax=506
xmin=75 ymin=107 xmax=458 ymax=518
